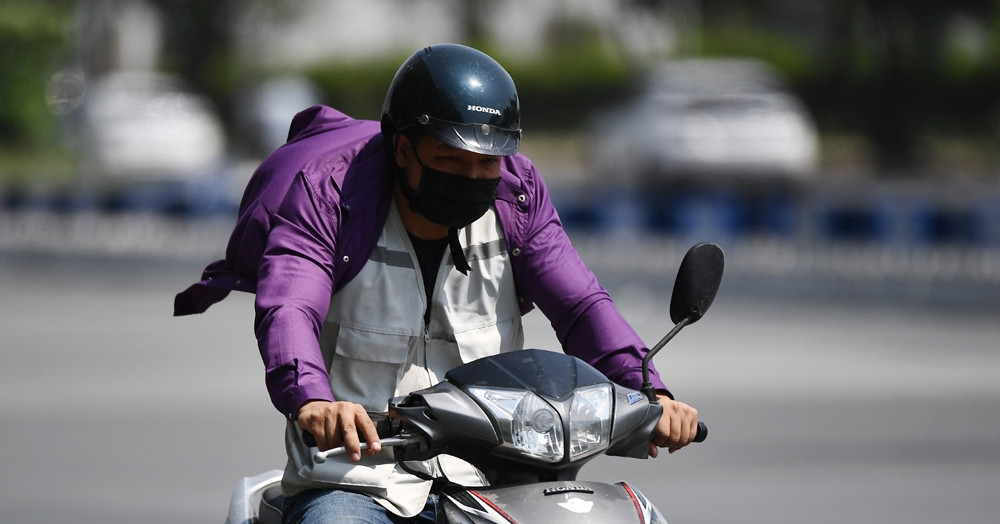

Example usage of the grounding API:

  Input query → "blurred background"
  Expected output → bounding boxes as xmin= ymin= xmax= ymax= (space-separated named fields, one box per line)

xmin=2 ymin=1 xmax=999 ymax=523
xmin=4 ymin=0 xmax=1000 ymax=303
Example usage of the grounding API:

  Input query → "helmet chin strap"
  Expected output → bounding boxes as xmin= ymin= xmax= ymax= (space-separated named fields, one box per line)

xmin=447 ymin=228 xmax=471 ymax=275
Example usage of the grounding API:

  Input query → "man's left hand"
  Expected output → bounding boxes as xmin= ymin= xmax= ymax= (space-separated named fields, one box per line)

xmin=649 ymin=394 xmax=699 ymax=457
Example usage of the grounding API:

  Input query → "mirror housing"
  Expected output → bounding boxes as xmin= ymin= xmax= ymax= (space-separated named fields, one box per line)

xmin=670 ymin=242 xmax=725 ymax=325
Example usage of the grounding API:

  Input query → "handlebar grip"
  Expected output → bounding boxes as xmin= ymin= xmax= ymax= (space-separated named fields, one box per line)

xmin=694 ymin=421 xmax=708 ymax=443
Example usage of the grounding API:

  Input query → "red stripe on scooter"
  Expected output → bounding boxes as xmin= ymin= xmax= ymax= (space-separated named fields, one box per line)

xmin=468 ymin=489 xmax=518 ymax=523
xmin=619 ymin=482 xmax=646 ymax=524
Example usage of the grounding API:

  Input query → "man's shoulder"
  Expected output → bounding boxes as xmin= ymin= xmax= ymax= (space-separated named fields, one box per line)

xmin=284 ymin=131 xmax=392 ymax=220
xmin=252 ymin=106 xmax=380 ymax=184
xmin=497 ymin=152 xmax=545 ymax=203
xmin=501 ymin=152 xmax=538 ymax=178
xmin=285 ymin=105 xmax=380 ymax=144
xmin=299 ymin=131 xmax=388 ymax=190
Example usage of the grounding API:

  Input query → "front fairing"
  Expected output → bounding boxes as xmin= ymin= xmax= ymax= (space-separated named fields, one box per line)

xmin=436 ymin=481 xmax=668 ymax=524
xmin=391 ymin=350 xmax=662 ymax=485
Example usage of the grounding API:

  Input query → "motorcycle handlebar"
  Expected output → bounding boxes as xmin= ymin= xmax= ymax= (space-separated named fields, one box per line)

xmin=695 ymin=421 xmax=708 ymax=443
xmin=308 ymin=420 xmax=707 ymax=464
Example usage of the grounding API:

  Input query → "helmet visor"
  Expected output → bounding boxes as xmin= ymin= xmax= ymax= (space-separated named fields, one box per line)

xmin=419 ymin=116 xmax=521 ymax=157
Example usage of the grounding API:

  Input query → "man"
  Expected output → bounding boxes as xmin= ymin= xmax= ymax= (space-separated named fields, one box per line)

xmin=175 ymin=43 xmax=698 ymax=523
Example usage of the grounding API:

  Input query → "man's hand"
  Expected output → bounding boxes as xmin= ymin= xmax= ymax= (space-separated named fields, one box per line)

xmin=649 ymin=394 xmax=699 ymax=458
xmin=296 ymin=400 xmax=381 ymax=462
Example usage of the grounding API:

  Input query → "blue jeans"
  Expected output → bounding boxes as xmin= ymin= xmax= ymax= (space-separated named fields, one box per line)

xmin=282 ymin=489 xmax=438 ymax=524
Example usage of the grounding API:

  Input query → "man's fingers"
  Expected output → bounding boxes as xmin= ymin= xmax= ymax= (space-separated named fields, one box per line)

xmin=342 ymin=406 xmax=381 ymax=461
xmin=357 ymin=416 xmax=382 ymax=455
xmin=340 ymin=421 xmax=362 ymax=461
xmin=323 ymin=412 xmax=343 ymax=452
xmin=650 ymin=397 xmax=700 ymax=456
xmin=674 ymin=414 xmax=691 ymax=447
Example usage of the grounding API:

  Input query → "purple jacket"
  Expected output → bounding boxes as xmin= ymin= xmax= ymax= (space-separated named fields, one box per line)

xmin=175 ymin=106 xmax=668 ymax=418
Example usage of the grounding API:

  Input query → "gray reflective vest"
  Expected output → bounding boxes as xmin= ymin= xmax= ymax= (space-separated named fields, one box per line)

xmin=282 ymin=201 xmax=524 ymax=516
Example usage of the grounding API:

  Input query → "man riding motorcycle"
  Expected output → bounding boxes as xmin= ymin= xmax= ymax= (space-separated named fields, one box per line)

xmin=175 ymin=43 xmax=699 ymax=523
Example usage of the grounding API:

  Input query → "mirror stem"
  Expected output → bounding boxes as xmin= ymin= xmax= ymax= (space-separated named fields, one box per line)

xmin=641 ymin=315 xmax=693 ymax=402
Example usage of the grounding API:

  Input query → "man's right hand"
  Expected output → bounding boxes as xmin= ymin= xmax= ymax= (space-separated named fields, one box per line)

xmin=296 ymin=400 xmax=382 ymax=462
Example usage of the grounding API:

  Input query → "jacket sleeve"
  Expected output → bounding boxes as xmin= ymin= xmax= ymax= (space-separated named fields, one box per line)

xmin=254 ymin=170 xmax=340 ymax=419
xmin=510 ymin=160 xmax=671 ymax=396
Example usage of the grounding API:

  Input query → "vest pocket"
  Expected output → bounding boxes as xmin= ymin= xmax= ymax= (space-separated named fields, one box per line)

xmin=327 ymin=325 xmax=411 ymax=413
xmin=453 ymin=317 xmax=524 ymax=364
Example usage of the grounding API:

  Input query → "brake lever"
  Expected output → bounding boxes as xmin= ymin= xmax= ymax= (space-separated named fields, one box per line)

xmin=313 ymin=435 xmax=425 ymax=463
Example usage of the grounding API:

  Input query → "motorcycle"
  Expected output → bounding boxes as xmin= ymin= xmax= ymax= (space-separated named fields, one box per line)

xmin=226 ymin=242 xmax=724 ymax=524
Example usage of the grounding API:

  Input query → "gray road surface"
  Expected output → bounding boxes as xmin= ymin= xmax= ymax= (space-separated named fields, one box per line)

xmin=1 ymin=255 xmax=998 ymax=523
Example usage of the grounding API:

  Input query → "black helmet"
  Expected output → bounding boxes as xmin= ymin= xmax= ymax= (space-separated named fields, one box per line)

xmin=381 ymin=43 xmax=521 ymax=156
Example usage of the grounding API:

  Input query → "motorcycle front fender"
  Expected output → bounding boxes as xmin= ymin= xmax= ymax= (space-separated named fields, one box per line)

xmin=436 ymin=480 xmax=667 ymax=524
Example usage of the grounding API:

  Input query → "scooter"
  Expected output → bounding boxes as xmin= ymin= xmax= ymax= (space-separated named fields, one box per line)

xmin=226 ymin=242 xmax=724 ymax=524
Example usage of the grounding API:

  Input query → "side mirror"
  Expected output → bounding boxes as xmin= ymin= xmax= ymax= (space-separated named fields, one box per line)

xmin=641 ymin=243 xmax=725 ymax=402
xmin=670 ymin=242 xmax=725 ymax=325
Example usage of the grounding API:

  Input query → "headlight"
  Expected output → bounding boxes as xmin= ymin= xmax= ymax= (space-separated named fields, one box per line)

xmin=569 ymin=384 xmax=613 ymax=458
xmin=469 ymin=387 xmax=564 ymax=462
xmin=468 ymin=384 xmax=614 ymax=463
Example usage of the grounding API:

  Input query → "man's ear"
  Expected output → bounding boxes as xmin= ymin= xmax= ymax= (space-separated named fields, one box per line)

xmin=394 ymin=134 xmax=411 ymax=168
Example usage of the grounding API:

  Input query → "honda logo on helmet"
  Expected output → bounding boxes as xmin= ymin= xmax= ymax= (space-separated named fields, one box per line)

xmin=468 ymin=105 xmax=502 ymax=116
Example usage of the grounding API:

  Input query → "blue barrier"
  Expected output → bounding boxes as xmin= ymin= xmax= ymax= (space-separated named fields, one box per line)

xmin=4 ymin=178 xmax=999 ymax=249
xmin=552 ymin=181 xmax=1000 ymax=249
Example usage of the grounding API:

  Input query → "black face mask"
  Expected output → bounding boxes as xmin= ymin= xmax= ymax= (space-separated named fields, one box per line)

xmin=399 ymin=153 xmax=501 ymax=229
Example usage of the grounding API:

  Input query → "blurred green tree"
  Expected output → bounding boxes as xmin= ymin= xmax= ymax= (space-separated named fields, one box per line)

xmin=0 ymin=0 xmax=72 ymax=147
xmin=700 ymin=0 xmax=1000 ymax=173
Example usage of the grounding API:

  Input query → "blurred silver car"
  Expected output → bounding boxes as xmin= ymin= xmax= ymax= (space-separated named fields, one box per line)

xmin=587 ymin=58 xmax=818 ymax=184
xmin=79 ymin=71 xmax=227 ymax=187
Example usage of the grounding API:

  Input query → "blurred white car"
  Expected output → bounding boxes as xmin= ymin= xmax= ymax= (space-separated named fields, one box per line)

xmin=587 ymin=58 xmax=818 ymax=184
xmin=79 ymin=72 xmax=227 ymax=186
xmin=237 ymin=75 xmax=323 ymax=156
